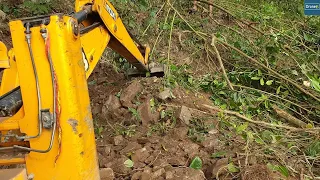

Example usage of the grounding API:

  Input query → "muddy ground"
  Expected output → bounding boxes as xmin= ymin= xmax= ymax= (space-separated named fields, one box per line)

xmin=88 ymin=63 xmax=286 ymax=180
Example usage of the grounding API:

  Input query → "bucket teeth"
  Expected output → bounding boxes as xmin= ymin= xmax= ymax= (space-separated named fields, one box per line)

xmin=126 ymin=63 xmax=166 ymax=77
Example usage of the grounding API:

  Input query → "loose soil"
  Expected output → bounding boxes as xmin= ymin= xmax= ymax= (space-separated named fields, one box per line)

xmin=88 ymin=64 xmax=284 ymax=180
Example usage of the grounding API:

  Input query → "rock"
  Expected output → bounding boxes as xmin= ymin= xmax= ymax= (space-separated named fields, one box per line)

xmin=201 ymin=136 xmax=219 ymax=149
xmin=151 ymin=168 xmax=165 ymax=179
xmin=153 ymin=158 xmax=169 ymax=168
xmin=137 ymin=98 xmax=160 ymax=127
xmin=113 ymin=135 xmax=124 ymax=146
xmin=132 ymin=148 xmax=150 ymax=163
xmin=157 ymin=88 xmax=172 ymax=102
xmin=181 ymin=142 xmax=200 ymax=157
xmin=175 ymin=106 xmax=192 ymax=126
xmin=110 ymin=157 xmax=131 ymax=174
xmin=131 ymin=172 xmax=142 ymax=180
xmin=104 ymin=145 xmax=112 ymax=156
xmin=167 ymin=156 xmax=186 ymax=166
xmin=134 ymin=162 xmax=146 ymax=169
xmin=173 ymin=127 xmax=189 ymax=140
xmin=183 ymin=169 xmax=205 ymax=180
xmin=138 ymin=98 xmax=153 ymax=126
xmin=104 ymin=95 xmax=122 ymax=111
xmin=141 ymin=172 xmax=152 ymax=180
xmin=208 ymin=129 xmax=219 ymax=135
xmin=211 ymin=158 xmax=228 ymax=178
xmin=0 ymin=10 xmax=6 ymax=21
xmin=120 ymin=81 xmax=143 ymax=108
xmin=165 ymin=171 xmax=174 ymax=179
xmin=120 ymin=142 xmax=142 ymax=154
xmin=97 ymin=144 xmax=112 ymax=156
xmin=137 ymin=137 xmax=150 ymax=144
xmin=100 ymin=168 xmax=114 ymax=180
xmin=166 ymin=168 xmax=205 ymax=180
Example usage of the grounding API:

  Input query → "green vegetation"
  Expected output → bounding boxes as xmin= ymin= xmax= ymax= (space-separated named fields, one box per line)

xmin=112 ymin=0 xmax=320 ymax=178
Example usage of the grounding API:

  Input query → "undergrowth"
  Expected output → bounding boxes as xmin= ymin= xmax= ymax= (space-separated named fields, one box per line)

xmin=113 ymin=0 xmax=320 ymax=178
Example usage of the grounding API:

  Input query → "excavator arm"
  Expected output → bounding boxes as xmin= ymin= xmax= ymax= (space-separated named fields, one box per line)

xmin=74 ymin=0 xmax=152 ymax=77
xmin=0 ymin=0 xmax=160 ymax=179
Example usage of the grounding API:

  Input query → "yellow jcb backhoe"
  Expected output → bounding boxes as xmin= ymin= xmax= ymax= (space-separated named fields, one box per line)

xmin=0 ymin=0 xmax=163 ymax=179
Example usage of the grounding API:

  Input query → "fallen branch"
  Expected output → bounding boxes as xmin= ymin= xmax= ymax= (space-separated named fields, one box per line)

xmin=211 ymin=35 xmax=234 ymax=90
xmin=216 ymin=39 xmax=320 ymax=103
xmin=202 ymin=104 xmax=320 ymax=132
xmin=272 ymin=105 xmax=307 ymax=128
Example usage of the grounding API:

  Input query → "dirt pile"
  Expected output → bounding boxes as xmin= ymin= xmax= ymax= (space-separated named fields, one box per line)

xmin=89 ymin=66 xmax=277 ymax=180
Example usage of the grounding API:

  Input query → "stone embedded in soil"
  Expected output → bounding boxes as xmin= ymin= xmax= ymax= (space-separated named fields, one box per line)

xmin=104 ymin=95 xmax=122 ymax=111
xmin=120 ymin=80 xmax=143 ymax=108
xmin=157 ymin=88 xmax=172 ymax=102
xmin=131 ymin=172 xmax=142 ymax=180
xmin=109 ymin=157 xmax=131 ymax=174
xmin=138 ymin=98 xmax=153 ymax=127
xmin=180 ymin=141 xmax=200 ymax=157
xmin=167 ymin=156 xmax=186 ymax=166
xmin=100 ymin=168 xmax=114 ymax=180
xmin=0 ymin=10 xmax=6 ymax=21
xmin=201 ymin=135 xmax=219 ymax=149
xmin=134 ymin=162 xmax=146 ymax=169
xmin=97 ymin=144 xmax=113 ymax=157
xmin=137 ymin=137 xmax=150 ymax=144
xmin=140 ymin=172 xmax=152 ymax=180
xmin=132 ymin=148 xmax=150 ymax=163
xmin=138 ymin=98 xmax=160 ymax=127
xmin=175 ymin=106 xmax=192 ymax=126
xmin=166 ymin=168 xmax=205 ymax=180
xmin=151 ymin=168 xmax=165 ymax=179
xmin=211 ymin=158 xmax=229 ymax=178
xmin=120 ymin=142 xmax=142 ymax=154
xmin=113 ymin=135 xmax=124 ymax=146
xmin=172 ymin=127 xmax=189 ymax=140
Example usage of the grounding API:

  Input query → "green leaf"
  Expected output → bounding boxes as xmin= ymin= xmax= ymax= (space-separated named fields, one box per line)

xmin=260 ymin=78 xmax=265 ymax=85
xmin=227 ymin=162 xmax=239 ymax=173
xmin=277 ymin=166 xmax=289 ymax=177
xmin=267 ymin=163 xmax=289 ymax=177
xmin=255 ymin=136 xmax=265 ymax=144
xmin=236 ymin=122 xmax=248 ymax=134
xmin=251 ymin=77 xmax=261 ymax=80
xmin=276 ymin=86 xmax=281 ymax=94
xmin=310 ymin=76 xmax=320 ymax=92
xmin=150 ymin=98 xmax=155 ymax=108
xmin=266 ymin=80 xmax=274 ymax=86
xmin=190 ymin=156 xmax=202 ymax=170
xmin=306 ymin=141 xmax=320 ymax=157
xmin=211 ymin=151 xmax=227 ymax=158
xmin=124 ymin=159 xmax=134 ymax=168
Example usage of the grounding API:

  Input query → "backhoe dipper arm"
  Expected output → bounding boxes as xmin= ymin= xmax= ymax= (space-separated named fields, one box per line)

xmin=74 ymin=0 xmax=150 ymax=78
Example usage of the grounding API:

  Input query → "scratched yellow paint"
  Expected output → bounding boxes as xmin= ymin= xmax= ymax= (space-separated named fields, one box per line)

xmin=8 ymin=15 xmax=100 ymax=179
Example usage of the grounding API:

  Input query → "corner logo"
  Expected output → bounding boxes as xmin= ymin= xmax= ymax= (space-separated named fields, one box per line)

xmin=305 ymin=0 xmax=320 ymax=15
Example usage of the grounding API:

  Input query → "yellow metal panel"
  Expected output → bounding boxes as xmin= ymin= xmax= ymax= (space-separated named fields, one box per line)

xmin=0 ymin=41 xmax=10 ymax=68
xmin=81 ymin=26 xmax=110 ymax=78
xmin=0 ymin=158 xmax=26 ymax=165
xmin=0 ymin=50 xmax=20 ymax=96
xmin=9 ymin=15 xmax=99 ymax=180
xmin=93 ymin=0 xmax=147 ymax=65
